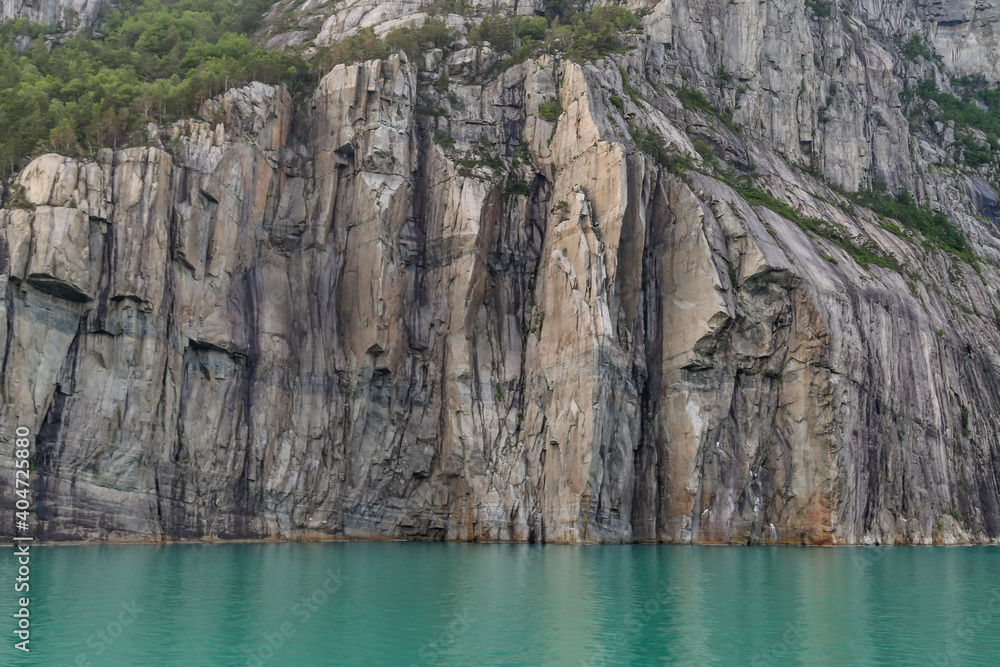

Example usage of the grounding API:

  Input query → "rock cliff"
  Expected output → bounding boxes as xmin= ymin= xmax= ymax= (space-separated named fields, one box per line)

xmin=2 ymin=0 xmax=1000 ymax=545
xmin=0 ymin=0 xmax=103 ymax=28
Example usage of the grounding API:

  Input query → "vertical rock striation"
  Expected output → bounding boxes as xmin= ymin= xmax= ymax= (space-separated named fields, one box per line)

xmin=2 ymin=0 xmax=1000 ymax=545
xmin=0 ymin=0 xmax=104 ymax=27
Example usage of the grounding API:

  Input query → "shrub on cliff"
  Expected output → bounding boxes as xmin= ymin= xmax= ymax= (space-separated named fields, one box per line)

xmin=467 ymin=6 xmax=639 ymax=64
xmin=905 ymin=76 xmax=1000 ymax=170
xmin=314 ymin=20 xmax=453 ymax=70
xmin=851 ymin=186 xmax=973 ymax=263
xmin=559 ymin=6 xmax=639 ymax=62
xmin=313 ymin=28 xmax=390 ymax=70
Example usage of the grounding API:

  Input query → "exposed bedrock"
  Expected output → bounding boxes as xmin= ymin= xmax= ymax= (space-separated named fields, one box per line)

xmin=2 ymin=1 xmax=1000 ymax=545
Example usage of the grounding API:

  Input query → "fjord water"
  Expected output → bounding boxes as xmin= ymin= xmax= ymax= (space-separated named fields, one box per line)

xmin=3 ymin=543 xmax=999 ymax=665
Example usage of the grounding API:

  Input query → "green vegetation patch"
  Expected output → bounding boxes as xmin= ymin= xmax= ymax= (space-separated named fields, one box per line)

xmin=552 ymin=5 xmax=638 ymax=62
xmin=675 ymin=85 xmax=738 ymax=132
xmin=538 ymin=99 xmax=563 ymax=123
xmin=846 ymin=185 xmax=975 ymax=265
xmin=314 ymin=19 xmax=454 ymax=70
xmin=433 ymin=129 xmax=456 ymax=149
xmin=619 ymin=66 xmax=640 ymax=104
xmin=677 ymin=86 xmax=714 ymax=113
xmin=466 ymin=5 xmax=638 ymax=65
xmin=905 ymin=77 xmax=1000 ymax=169
xmin=446 ymin=140 xmax=505 ymax=178
xmin=804 ymin=0 xmax=833 ymax=19
xmin=0 ymin=0 xmax=647 ymax=176
xmin=899 ymin=35 xmax=935 ymax=62
xmin=0 ymin=0 xmax=309 ymax=177
xmin=627 ymin=120 xmax=691 ymax=175
xmin=733 ymin=181 xmax=902 ymax=272
xmin=504 ymin=179 xmax=531 ymax=197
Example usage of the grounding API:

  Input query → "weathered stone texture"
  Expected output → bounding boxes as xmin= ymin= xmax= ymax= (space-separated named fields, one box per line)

xmin=2 ymin=0 xmax=1000 ymax=545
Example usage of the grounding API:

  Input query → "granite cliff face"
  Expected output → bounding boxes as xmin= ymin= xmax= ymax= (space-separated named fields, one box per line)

xmin=0 ymin=0 xmax=103 ymax=28
xmin=2 ymin=0 xmax=1000 ymax=545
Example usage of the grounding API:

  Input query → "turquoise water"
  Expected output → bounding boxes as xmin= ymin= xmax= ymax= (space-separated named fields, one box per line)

xmin=2 ymin=543 xmax=999 ymax=666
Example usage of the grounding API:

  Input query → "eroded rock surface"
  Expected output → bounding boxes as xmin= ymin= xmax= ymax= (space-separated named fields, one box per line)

xmin=0 ymin=0 xmax=104 ymax=27
xmin=2 ymin=0 xmax=1000 ymax=545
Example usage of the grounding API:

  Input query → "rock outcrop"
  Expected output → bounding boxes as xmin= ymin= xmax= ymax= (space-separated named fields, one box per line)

xmin=2 ymin=0 xmax=1000 ymax=545
xmin=0 ymin=0 xmax=104 ymax=28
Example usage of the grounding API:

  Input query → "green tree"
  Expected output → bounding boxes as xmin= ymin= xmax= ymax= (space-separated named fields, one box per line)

xmin=48 ymin=118 xmax=79 ymax=153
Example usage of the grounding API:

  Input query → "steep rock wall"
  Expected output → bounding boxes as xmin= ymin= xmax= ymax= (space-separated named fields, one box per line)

xmin=1 ymin=0 xmax=1000 ymax=544
xmin=1 ymin=0 xmax=104 ymax=27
